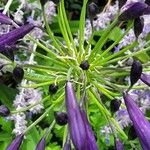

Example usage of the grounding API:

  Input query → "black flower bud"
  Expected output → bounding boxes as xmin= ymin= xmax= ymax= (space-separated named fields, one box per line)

xmin=54 ymin=111 xmax=68 ymax=126
xmin=110 ymin=99 xmax=122 ymax=113
xmin=0 ymin=105 xmax=10 ymax=117
xmin=49 ymin=83 xmax=58 ymax=94
xmin=128 ymin=125 xmax=137 ymax=140
xmin=13 ymin=67 xmax=24 ymax=83
xmin=88 ymin=2 xmax=99 ymax=19
xmin=130 ymin=60 xmax=142 ymax=86
xmin=80 ymin=60 xmax=90 ymax=70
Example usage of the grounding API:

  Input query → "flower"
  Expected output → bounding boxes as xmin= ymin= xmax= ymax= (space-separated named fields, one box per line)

xmin=0 ymin=12 xmax=13 ymax=24
xmin=6 ymin=134 xmax=24 ymax=150
xmin=115 ymin=138 xmax=124 ymax=150
xmin=123 ymin=93 xmax=150 ymax=149
xmin=35 ymin=137 xmax=46 ymax=150
xmin=0 ymin=105 xmax=10 ymax=117
xmin=140 ymin=73 xmax=150 ymax=86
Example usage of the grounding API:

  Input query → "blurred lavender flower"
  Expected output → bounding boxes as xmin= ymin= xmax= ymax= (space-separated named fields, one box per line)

xmin=36 ymin=137 xmax=46 ymax=150
xmin=7 ymin=134 xmax=24 ymax=150
xmin=115 ymin=138 xmax=124 ymax=150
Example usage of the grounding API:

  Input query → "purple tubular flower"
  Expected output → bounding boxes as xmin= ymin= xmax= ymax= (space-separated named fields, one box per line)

xmin=7 ymin=134 xmax=24 ymax=150
xmin=80 ymin=110 xmax=98 ymax=150
xmin=140 ymin=73 xmax=150 ymax=86
xmin=0 ymin=12 xmax=12 ymax=24
xmin=0 ymin=23 xmax=35 ymax=52
xmin=115 ymin=138 xmax=124 ymax=150
xmin=119 ymin=2 xmax=149 ymax=21
xmin=63 ymin=142 xmax=71 ymax=150
xmin=123 ymin=93 xmax=150 ymax=149
xmin=35 ymin=137 xmax=46 ymax=150
xmin=65 ymin=81 xmax=87 ymax=150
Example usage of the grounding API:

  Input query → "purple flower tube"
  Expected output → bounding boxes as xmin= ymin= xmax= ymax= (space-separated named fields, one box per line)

xmin=140 ymin=73 xmax=150 ymax=87
xmin=115 ymin=138 xmax=124 ymax=150
xmin=35 ymin=137 xmax=46 ymax=150
xmin=0 ymin=12 xmax=12 ymax=24
xmin=123 ymin=93 xmax=150 ymax=149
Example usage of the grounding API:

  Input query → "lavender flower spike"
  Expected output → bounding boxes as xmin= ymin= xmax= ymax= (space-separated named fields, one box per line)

xmin=65 ymin=81 xmax=87 ymax=150
xmin=7 ymin=134 xmax=24 ymax=150
xmin=0 ymin=12 xmax=12 ymax=24
xmin=0 ymin=23 xmax=35 ymax=52
xmin=140 ymin=73 xmax=150 ymax=87
xmin=115 ymin=138 xmax=124 ymax=150
xmin=36 ymin=137 xmax=46 ymax=150
xmin=123 ymin=93 xmax=150 ymax=149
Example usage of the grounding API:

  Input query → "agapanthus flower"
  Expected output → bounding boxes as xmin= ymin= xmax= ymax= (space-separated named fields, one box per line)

xmin=115 ymin=138 xmax=124 ymax=150
xmin=123 ymin=93 xmax=150 ymax=149
xmin=35 ymin=137 xmax=46 ymax=150
xmin=140 ymin=73 xmax=150 ymax=86
xmin=0 ymin=12 xmax=13 ymax=25
xmin=6 ymin=134 xmax=24 ymax=150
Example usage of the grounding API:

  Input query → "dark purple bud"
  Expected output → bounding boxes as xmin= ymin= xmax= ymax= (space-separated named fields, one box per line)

xmin=49 ymin=83 xmax=58 ymax=94
xmin=110 ymin=99 xmax=122 ymax=113
xmin=130 ymin=60 xmax=142 ymax=86
xmin=7 ymin=134 xmax=24 ymax=150
xmin=0 ymin=12 xmax=12 ymax=24
xmin=134 ymin=17 xmax=144 ymax=38
xmin=140 ymin=73 xmax=150 ymax=86
xmin=119 ymin=0 xmax=127 ymax=9
xmin=80 ymin=60 xmax=90 ymax=70
xmin=115 ymin=138 xmax=124 ymax=150
xmin=80 ymin=110 xmax=98 ymax=150
xmin=65 ymin=81 xmax=87 ymax=150
xmin=0 ymin=105 xmax=10 ymax=117
xmin=0 ymin=23 xmax=35 ymax=51
xmin=123 ymin=93 xmax=150 ymax=149
xmin=119 ymin=2 xmax=149 ymax=21
xmin=13 ymin=67 xmax=24 ymax=83
xmin=63 ymin=141 xmax=71 ymax=150
xmin=35 ymin=137 xmax=46 ymax=150
xmin=128 ymin=125 xmax=137 ymax=140
xmin=88 ymin=2 xmax=99 ymax=18
xmin=54 ymin=111 xmax=68 ymax=126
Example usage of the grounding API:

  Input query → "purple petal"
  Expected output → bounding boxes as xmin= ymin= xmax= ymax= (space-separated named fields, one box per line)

xmin=115 ymin=138 xmax=124 ymax=150
xmin=36 ymin=137 xmax=45 ymax=150
xmin=0 ymin=12 xmax=12 ymax=24
xmin=7 ymin=134 xmax=24 ymax=150
xmin=63 ymin=142 xmax=71 ymax=150
xmin=65 ymin=81 xmax=87 ymax=150
xmin=140 ymin=73 xmax=150 ymax=86
xmin=123 ymin=93 xmax=150 ymax=149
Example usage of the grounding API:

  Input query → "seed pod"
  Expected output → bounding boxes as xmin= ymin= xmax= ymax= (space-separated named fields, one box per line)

xmin=115 ymin=138 xmax=124 ymax=150
xmin=36 ymin=137 xmax=46 ymax=150
xmin=49 ymin=83 xmax=58 ymax=94
xmin=0 ymin=105 xmax=10 ymax=117
xmin=140 ymin=73 xmax=150 ymax=87
xmin=65 ymin=81 xmax=87 ymax=150
xmin=7 ymin=134 xmax=24 ymax=150
xmin=13 ymin=67 xmax=24 ymax=83
xmin=134 ymin=17 xmax=144 ymax=38
xmin=123 ymin=93 xmax=150 ymax=149
xmin=54 ymin=111 xmax=68 ymax=126
xmin=118 ymin=0 xmax=127 ymax=9
xmin=0 ymin=12 xmax=12 ymax=25
xmin=80 ymin=60 xmax=90 ymax=70
xmin=88 ymin=2 xmax=99 ymax=19
xmin=130 ymin=60 xmax=142 ymax=86
xmin=128 ymin=125 xmax=137 ymax=140
xmin=119 ymin=2 xmax=149 ymax=21
xmin=110 ymin=99 xmax=121 ymax=113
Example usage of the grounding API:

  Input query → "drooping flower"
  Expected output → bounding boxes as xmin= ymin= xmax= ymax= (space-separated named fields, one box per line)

xmin=115 ymin=138 xmax=124 ymax=150
xmin=35 ymin=137 xmax=46 ymax=150
xmin=123 ymin=93 xmax=150 ymax=149
xmin=140 ymin=73 xmax=150 ymax=86
xmin=6 ymin=134 xmax=24 ymax=150
xmin=0 ymin=12 xmax=13 ymax=25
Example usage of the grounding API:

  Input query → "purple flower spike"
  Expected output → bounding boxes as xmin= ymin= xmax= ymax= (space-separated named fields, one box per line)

xmin=115 ymin=138 xmax=124 ymax=150
xmin=36 ymin=137 xmax=46 ymax=150
xmin=0 ymin=23 xmax=35 ymax=52
xmin=140 ymin=73 xmax=150 ymax=86
xmin=123 ymin=93 xmax=150 ymax=149
xmin=0 ymin=12 xmax=12 ymax=24
xmin=7 ymin=134 xmax=24 ymax=150
xmin=119 ymin=2 xmax=149 ymax=21
xmin=80 ymin=110 xmax=98 ymax=150
xmin=65 ymin=81 xmax=87 ymax=150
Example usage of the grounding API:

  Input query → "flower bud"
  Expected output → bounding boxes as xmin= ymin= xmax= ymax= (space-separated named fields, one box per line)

xmin=130 ymin=60 xmax=142 ymax=86
xmin=54 ymin=111 xmax=68 ymax=126
xmin=63 ymin=141 xmax=71 ymax=150
xmin=7 ymin=134 xmax=24 ymax=150
xmin=0 ymin=105 xmax=10 ymax=117
xmin=110 ymin=99 xmax=121 ymax=113
xmin=0 ymin=12 xmax=12 ymax=25
xmin=49 ymin=83 xmax=58 ymax=94
xmin=80 ymin=60 xmax=90 ymax=70
xmin=35 ymin=137 xmax=46 ymax=150
xmin=123 ymin=93 xmax=150 ymax=149
xmin=140 ymin=73 xmax=150 ymax=87
xmin=13 ymin=67 xmax=24 ymax=83
xmin=128 ymin=125 xmax=137 ymax=140
xmin=88 ymin=2 xmax=99 ymax=19
xmin=115 ymin=138 xmax=124 ymax=150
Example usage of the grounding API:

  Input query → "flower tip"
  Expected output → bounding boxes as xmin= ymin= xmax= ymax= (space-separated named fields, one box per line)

xmin=36 ymin=137 xmax=46 ymax=150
